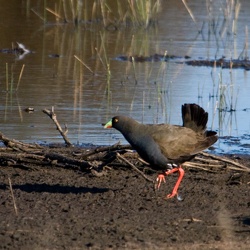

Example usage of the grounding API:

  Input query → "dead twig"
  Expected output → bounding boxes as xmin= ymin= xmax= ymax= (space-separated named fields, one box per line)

xmin=200 ymin=152 xmax=250 ymax=172
xmin=116 ymin=152 xmax=154 ymax=182
xmin=78 ymin=143 xmax=132 ymax=160
xmin=0 ymin=132 xmax=43 ymax=152
xmin=183 ymin=162 xmax=219 ymax=173
xmin=43 ymin=107 xmax=72 ymax=147
xmin=194 ymin=156 xmax=222 ymax=165
xmin=184 ymin=152 xmax=250 ymax=172
xmin=44 ymin=152 xmax=91 ymax=170
xmin=8 ymin=177 xmax=18 ymax=216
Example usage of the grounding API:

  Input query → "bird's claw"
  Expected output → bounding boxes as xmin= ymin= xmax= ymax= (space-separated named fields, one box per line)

xmin=155 ymin=174 xmax=166 ymax=190
xmin=166 ymin=191 xmax=177 ymax=199
xmin=165 ymin=192 xmax=183 ymax=201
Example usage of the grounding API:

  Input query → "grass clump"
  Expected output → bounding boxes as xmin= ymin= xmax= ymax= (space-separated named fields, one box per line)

xmin=31 ymin=0 xmax=162 ymax=29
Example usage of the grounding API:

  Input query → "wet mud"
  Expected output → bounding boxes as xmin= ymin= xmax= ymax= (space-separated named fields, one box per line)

xmin=0 ymin=148 xmax=249 ymax=249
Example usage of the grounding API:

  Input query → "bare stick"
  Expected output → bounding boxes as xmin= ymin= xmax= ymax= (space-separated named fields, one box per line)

xmin=43 ymin=107 xmax=72 ymax=147
xmin=79 ymin=143 xmax=132 ymax=159
xmin=116 ymin=152 xmax=154 ymax=182
xmin=200 ymin=152 xmax=250 ymax=172
xmin=183 ymin=163 xmax=220 ymax=173
xmin=8 ymin=177 xmax=18 ymax=216
xmin=0 ymin=132 xmax=43 ymax=152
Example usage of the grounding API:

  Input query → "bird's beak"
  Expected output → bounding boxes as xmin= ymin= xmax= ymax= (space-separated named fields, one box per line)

xmin=104 ymin=120 xmax=112 ymax=128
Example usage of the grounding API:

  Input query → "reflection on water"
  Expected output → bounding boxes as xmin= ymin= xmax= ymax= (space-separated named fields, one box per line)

xmin=0 ymin=0 xmax=250 ymax=154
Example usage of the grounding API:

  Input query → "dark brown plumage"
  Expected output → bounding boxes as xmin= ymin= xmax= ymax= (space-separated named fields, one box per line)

xmin=104 ymin=103 xmax=218 ymax=199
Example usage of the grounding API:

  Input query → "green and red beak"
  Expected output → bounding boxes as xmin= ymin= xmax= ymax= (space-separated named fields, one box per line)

xmin=104 ymin=119 xmax=112 ymax=128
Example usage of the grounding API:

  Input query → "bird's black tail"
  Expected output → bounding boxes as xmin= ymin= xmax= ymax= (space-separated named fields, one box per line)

xmin=182 ymin=103 xmax=208 ymax=132
xmin=182 ymin=103 xmax=218 ymax=149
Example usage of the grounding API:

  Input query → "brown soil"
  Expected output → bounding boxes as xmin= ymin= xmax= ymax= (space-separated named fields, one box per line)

xmin=0 ymin=147 xmax=249 ymax=250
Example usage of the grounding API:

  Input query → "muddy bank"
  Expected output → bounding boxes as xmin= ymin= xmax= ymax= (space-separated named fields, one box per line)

xmin=0 ymin=145 xmax=249 ymax=250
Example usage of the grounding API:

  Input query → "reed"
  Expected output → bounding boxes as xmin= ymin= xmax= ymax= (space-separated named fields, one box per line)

xmin=16 ymin=64 xmax=25 ymax=91
xmin=213 ymin=65 xmax=239 ymax=138
xmin=33 ymin=0 xmax=162 ymax=28
xmin=155 ymin=50 xmax=168 ymax=83
xmin=5 ymin=63 xmax=25 ymax=92
xmin=5 ymin=63 xmax=8 ymax=91
xmin=217 ymin=68 xmax=238 ymax=113
xmin=74 ymin=55 xmax=95 ymax=74
xmin=98 ymin=32 xmax=111 ymax=76
xmin=131 ymin=57 xmax=137 ymax=83
xmin=182 ymin=0 xmax=199 ymax=32
xmin=126 ymin=0 xmax=161 ymax=28
xmin=184 ymin=0 xmax=241 ymax=52
xmin=46 ymin=7 xmax=63 ymax=22
xmin=238 ymin=25 xmax=249 ymax=59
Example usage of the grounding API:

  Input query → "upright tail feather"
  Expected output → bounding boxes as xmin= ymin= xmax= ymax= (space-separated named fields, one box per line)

xmin=182 ymin=103 xmax=208 ymax=132
xmin=182 ymin=103 xmax=218 ymax=149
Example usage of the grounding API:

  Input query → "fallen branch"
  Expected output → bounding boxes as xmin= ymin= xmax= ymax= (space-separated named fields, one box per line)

xmin=43 ymin=107 xmax=72 ymax=147
xmin=44 ymin=152 xmax=91 ymax=170
xmin=116 ymin=152 xmax=154 ymax=182
xmin=0 ymin=132 xmax=43 ymax=152
xmin=78 ymin=143 xmax=131 ymax=160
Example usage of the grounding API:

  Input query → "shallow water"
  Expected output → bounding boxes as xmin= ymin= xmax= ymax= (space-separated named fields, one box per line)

xmin=0 ymin=0 xmax=250 ymax=154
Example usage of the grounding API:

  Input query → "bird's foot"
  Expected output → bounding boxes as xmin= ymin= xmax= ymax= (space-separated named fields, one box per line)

xmin=155 ymin=167 xmax=179 ymax=190
xmin=166 ymin=191 xmax=177 ymax=199
xmin=155 ymin=174 xmax=166 ymax=190
xmin=165 ymin=167 xmax=185 ymax=199
xmin=155 ymin=166 xmax=185 ymax=200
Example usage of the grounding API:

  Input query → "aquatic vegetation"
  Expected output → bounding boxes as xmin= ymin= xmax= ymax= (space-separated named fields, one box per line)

xmin=31 ymin=0 xmax=162 ymax=28
xmin=5 ymin=63 xmax=25 ymax=92
xmin=5 ymin=0 xmax=247 ymax=149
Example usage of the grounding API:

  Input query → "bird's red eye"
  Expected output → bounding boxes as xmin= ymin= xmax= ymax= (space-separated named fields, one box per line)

xmin=114 ymin=118 xmax=118 ymax=123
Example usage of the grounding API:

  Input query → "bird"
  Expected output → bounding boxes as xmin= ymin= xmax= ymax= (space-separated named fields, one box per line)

xmin=104 ymin=103 xmax=218 ymax=199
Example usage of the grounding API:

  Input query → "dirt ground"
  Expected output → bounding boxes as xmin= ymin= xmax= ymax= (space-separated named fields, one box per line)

xmin=0 ymin=147 xmax=249 ymax=250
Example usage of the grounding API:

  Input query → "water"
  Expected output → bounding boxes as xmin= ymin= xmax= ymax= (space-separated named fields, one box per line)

xmin=0 ymin=0 xmax=250 ymax=154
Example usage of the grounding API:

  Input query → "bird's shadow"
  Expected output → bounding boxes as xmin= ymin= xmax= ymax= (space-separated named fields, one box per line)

xmin=0 ymin=183 xmax=109 ymax=194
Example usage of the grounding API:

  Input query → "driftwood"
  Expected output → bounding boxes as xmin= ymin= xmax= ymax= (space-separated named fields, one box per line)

xmin=0 ymin=109 xmax=249 ymax=182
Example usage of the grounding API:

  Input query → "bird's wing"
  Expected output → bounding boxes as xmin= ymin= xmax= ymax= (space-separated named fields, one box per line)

xmin=148 ymin=125 xmax=208 ymax=160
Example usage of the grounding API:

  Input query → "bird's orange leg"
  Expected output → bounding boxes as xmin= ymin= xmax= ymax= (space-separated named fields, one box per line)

xmin=155 ymin=166 xmax=185 ymax=199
